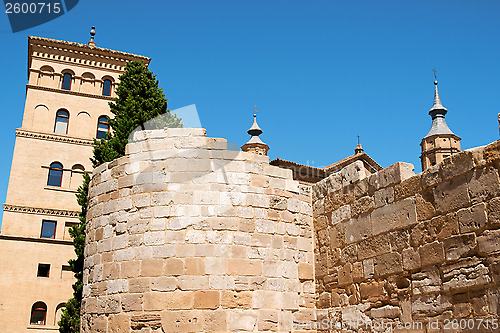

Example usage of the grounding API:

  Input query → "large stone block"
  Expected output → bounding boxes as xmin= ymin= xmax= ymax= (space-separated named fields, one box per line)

xmin=432 ymin=175 xmax=470 ymax=214
xmin=440 ymin=150 xmax=474 ymax=180
xmin=443 ymin=233 xmax=477 ymax=261
xmin=371 ymin=197 xmax=417 ymax=235
xmin=419 ymin=241 xmax=445 ymax=267
xmin=467 ymin=165 xmax=500 ymax=203
xmin=374 ymin=252 xmax=403 ymax=277
xmin=161 ymin=310 xmax=204 ymax=332
xmin=345 ymin=213 xmax=371 ymax=244
xmin=457 ymin=202 xmax=487 ymax=233
xmin=477 ymin=229 xmax=500 ymax=254
xmin=357 ymin=233 xmax=391 ymax=260
xmin=369 ymin=162 xmax=415 ymax=190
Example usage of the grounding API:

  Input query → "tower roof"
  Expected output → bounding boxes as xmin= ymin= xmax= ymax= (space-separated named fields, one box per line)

xmin=424 ymin=81 xmax=457 ymax=138
xmin=241 ymin=113 xmax=269 ymax=155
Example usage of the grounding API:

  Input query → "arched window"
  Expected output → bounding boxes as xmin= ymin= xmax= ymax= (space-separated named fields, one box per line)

xmin=96 ymin=116 xmax=110 ymax=139
xmin=102 ymin=79 xmax=112 ymax=96
xmin=70 ymin=164 xmax=85 ymax=189
xmin=62 ymin=73 xmax=72 ymax=90
xmin=30 ymin=302 xmax=47 ymax=325
xmin=54 ymin=109 xmax=69 ymax=134
xmin=54 ymin=303 xmax=65 ymax=325
xmin=47 ymin=162 xmax=63 ymax=187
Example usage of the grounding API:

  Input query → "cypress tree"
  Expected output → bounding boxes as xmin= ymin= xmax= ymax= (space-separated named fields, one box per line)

xmin=59 ymin=61 xmax=182 ymax=332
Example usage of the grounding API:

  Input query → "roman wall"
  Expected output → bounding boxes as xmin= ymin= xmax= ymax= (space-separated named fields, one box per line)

xmin=312 ymin=141 xmax=500 ymax=332
xmin=81 ymin=128 xmax=316 ymax=332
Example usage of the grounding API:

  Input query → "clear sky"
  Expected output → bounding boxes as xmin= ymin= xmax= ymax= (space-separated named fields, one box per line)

xmin=0 ymin=0 xmax=499 ymax=227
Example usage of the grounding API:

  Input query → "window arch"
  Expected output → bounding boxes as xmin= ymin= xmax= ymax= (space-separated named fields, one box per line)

xmin=61 ymin=73 xmax=72 ymax=90
xmin=96 ymin=115 xmax=110 ymax=139
xmin=102 ymin=79 xmax=112 ymax=96
xmin=30 ymin=302 xmax=47 ymax=325
xmin=70 ymin=164 xmax=85 ymax=189
xmin=54 ymin=303 xmax=65 ymax=325
xmin=54 ymin=109 xmax=69 ymax=134
xmin=47 ymin=162 xmax=63 ymax=187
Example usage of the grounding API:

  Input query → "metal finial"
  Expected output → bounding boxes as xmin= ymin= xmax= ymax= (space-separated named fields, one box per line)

xmin=357 ymin=135 xmax=360 ymax=145
xmin=89 ymin=26 xmax=96 ymax=46
xmin=433 ymin=68 xmax=437 ymax=80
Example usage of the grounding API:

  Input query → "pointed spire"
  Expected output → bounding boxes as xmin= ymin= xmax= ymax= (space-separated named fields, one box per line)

xmin=429 ymin=80 xmax=447 ymax=114
xmin=241 ymin=112 xmax=269 ymax=155
xmin=424 ymin=80 xmax=456 ymax=138
xmin=88 ymin=26 xmax=96 ymax=47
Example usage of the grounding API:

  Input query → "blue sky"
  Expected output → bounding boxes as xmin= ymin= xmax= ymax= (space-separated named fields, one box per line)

xmin=0 ymin=0 xmax=499 ymax=226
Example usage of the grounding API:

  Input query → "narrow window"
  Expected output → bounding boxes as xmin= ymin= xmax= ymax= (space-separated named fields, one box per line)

xmin=37 ymin=264 xmax=50 ymax=277
xmin=30 ymin=302 xmax=47 ymax=325
xmin=96 ymin=116 xmax=110 ymax=139
xmin=47 ymin=162 xmax=63 ymax=187
xmin=61 ymin=265 xmax=73 ymax=279
xmin=64 ymin=221 xmax=78 ymax=240
xmin=40 ymin=220 xmax=56 ymax=239
xmin=102 ymin=79 xmax=112 ymax=96
xmin=54 ymin=110 xmax=69 ymax=134
xmin=62 ymin=73 xmax=72 ymax=90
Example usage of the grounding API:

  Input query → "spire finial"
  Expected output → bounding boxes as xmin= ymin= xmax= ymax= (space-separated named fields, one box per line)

xmin=89 ymin=26 xmax=96 ymax=47
xmin=355 ymin=135 xmax=364 ymax=154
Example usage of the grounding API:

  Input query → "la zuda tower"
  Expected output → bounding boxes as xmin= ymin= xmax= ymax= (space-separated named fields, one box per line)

xmin=0 ymin=29 xmax=149 ymax=332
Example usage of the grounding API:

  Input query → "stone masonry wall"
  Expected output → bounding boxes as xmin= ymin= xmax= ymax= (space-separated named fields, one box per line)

xmin=81 ymin=128 xmax=316 ymax=332
xmin=312 ymin=141 xmax=500 ymax=332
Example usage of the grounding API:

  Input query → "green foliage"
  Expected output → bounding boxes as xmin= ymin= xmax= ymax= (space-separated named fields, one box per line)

xmin=58 ymin=172 xmax=89 ymax=333
xmin=92 ymin=61 xmax=182 ymax=166
xmin=59 ymin=61 xmax=182 ymax=332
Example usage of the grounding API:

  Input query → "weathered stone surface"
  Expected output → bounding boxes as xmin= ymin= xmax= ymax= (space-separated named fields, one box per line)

xmin=161 ymin=310 xmax=203 ymax=332
xmin=358 ymin=233 xmax=391 ymax=260
xmin=359 ymin=281 xmax=387 ymax=301
xmin=419 ymin=241 xmax=445 ymax=267
xmin=457 ymin=202 xmax=487 ymax=233
xmin=442 ymin=258 xmax=491 ymax=291
xmin=370 ymin=305 xmax=401 ymax=319
xmin=415 ymin=191 xmax=436 ymax=221
xmin=421 ymin=164 xmax=442 ymax=189
xmin=412 ymin=266 xmax=441 ymax=295
xmin=477 ymin=229 xmax=500 ymax=254
xmin=394 ymin=173 xmax=422 ymax=201
xmin=440 ymin=150 xmax=474 ymax=180
xmin=371 ymin=197 xmax=417 ymax=235
xmin=351 ymin=195 xmax=375 ymax=217
xmin=443 ymin=233 xmax=477 ymax=261
xmin=468 ymin=165 xmax=500 ymax=203
xmin=194 ymin=290 xmax=220 ymax=309
xmin=345 ymin=214 xmax=371 ymax=244
xmin=412 ymin=294 xmax=452 ymax=318
xmin=369 ymin=162 xmax=415 ymax=190
xmin=433 ymin=175 xmax=470 ymax=214
xmin=374 ymin=252 xmax=403 ymax=276
xmin=402 ymin=247 xmax=421 ymax=271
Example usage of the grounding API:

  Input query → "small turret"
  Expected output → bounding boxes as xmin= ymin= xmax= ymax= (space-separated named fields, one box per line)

xmin=241 ymin=113 xmax=269 ymax=155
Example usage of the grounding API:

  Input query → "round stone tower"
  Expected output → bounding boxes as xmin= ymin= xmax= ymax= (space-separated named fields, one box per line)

xmin=81 ymin=128 xmax=315 ymax=332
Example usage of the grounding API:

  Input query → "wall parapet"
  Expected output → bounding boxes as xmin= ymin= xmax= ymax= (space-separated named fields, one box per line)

xmin=312 ymin=140 xmax=500 ymax=330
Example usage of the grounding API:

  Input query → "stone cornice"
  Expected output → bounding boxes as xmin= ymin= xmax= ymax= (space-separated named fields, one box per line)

xmin=28 ymin=36 xmax=150 ymax=75
xmin=16 ymin=129 xmax=94 ymax=146
xmin=0 ymin=234 xmax=73 ymax=246
xmin=27 ymin=84 xmax=114 ymax=101
xmin=3 ymin=204 xmax=80 ymax=218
